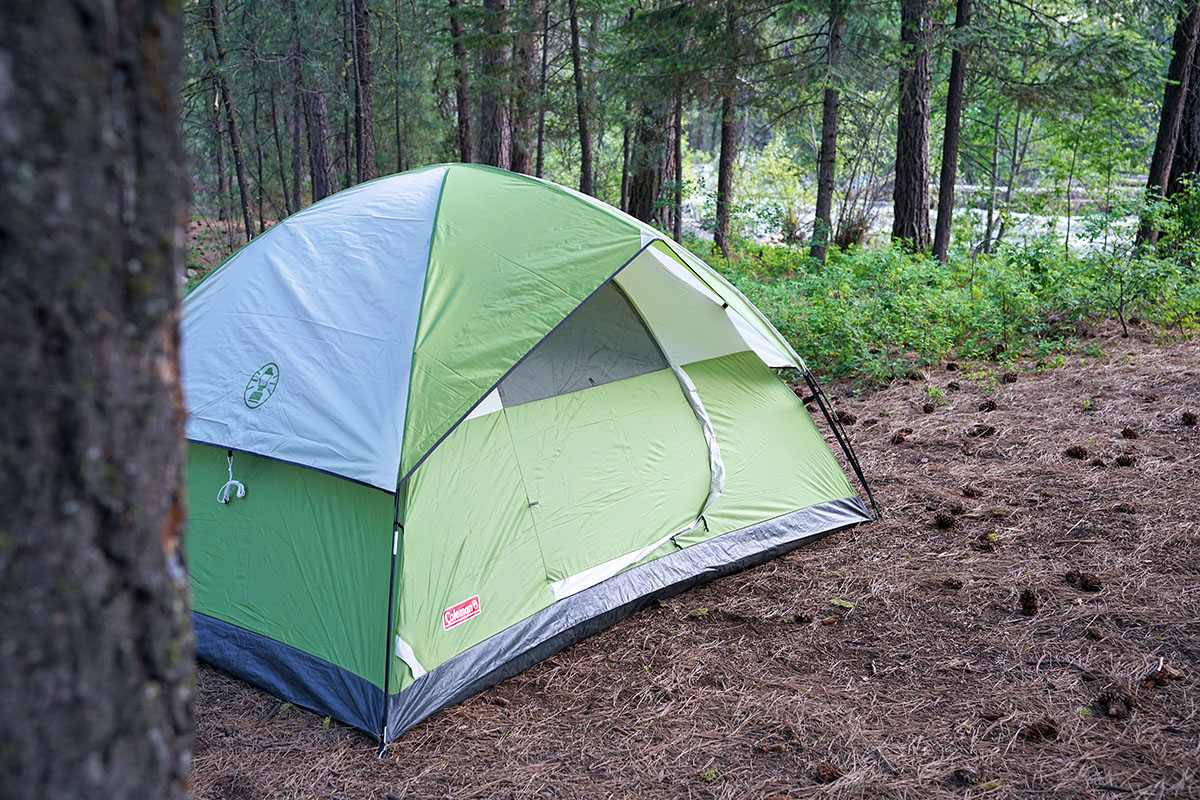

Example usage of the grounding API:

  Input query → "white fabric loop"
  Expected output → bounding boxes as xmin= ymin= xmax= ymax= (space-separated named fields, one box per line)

xmin=217 ymin=453 xmax=246 ymax=504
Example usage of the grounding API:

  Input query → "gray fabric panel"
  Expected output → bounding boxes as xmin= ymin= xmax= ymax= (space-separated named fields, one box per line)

xmin=383 ymin=496 xmax=871 ymax=741
xmin=497 ymin=282 xmax=667 ymax=407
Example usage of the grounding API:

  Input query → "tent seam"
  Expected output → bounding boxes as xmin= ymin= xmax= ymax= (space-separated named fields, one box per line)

xmin=394 ymin=239 xmax=657 ymax=493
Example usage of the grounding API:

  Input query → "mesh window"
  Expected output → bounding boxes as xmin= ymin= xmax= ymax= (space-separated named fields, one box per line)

xmin=497 ymin=282 xmax=667 ymax=407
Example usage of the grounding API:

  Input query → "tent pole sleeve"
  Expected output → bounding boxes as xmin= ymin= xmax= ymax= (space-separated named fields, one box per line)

xmin=378 ymin=490 xmax=404 ymax=751
xmin=802 ymin=369 xmax=881 ymax=519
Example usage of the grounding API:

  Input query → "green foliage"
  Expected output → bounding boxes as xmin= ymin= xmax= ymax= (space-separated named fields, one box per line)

xmin=690 ymin=232 xmax=1198 ymax=384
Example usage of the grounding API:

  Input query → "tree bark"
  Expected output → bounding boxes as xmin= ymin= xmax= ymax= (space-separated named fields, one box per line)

xmin=479 ymin=0 xmax=512 ymax=168
xmin=252 ymin=85 xmax=266 ymax=232
xmin=510 ymin=0 xmax=542 ymax=174
xmin=306 ymin=90 xmax=336 ymax=202
xmin=536 ymin=0 xmax=550 ymax=177
xmin=448 ymin=0 xmax=474 ymax=163
xmin=892 ymin=0 xmax=933 ymax=252
xmin=621 ymin=109 xmax=632 ymax=212
xmin=206 ymin=0 xmax=256 ymax=243
xmin=932 ymin=0 xmax=970 ymax=262
xmin=214 ymin=98 xmax=229 ymax=224
xmin=672 ymin=91 xmax=683 ymax=242
xmin=351 ymin=0 xmax=377 ymax=183
xmin=290 ymin=18 xmax=304 ymax=211
xmin=1169 ymin=43 xmax=1200 ymax=196
xmin=811 ymin=1 xmax=844 ymax=264
xmin=0 ymin=2 xmax=192 ymax=798
xmin=400 ymin=0 xmax=410 ymax=172
xmin=714 ymin=2 xmax=739 ymax=258
xmin=628 ymin=99 xmax=671 ymax=226
xmin=569 ymin=0 xmax=594 ymax=194
xmin=341 ymin=3 xmax=353 ymax=188
xmin=269 ymin=85 xmax=293 ymax=217
xmin=1141 ymin=0 xmax=1200 ymax=244
xmin=1147 ymin=0 xmax=1200 ymax=197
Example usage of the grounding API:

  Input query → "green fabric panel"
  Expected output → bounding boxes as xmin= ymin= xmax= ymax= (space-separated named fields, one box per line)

xmin=673 ymin=351 xmax=856 ymax=547
xmin=401 ymin=165 xmax=643 ymax=480
xmin=505 ymin=369 xmax=710 ymax=582
xmin=393 ymin=410 xmax=549 ymax=690
xmin=187 ymin=443 xmax=393 ymax=686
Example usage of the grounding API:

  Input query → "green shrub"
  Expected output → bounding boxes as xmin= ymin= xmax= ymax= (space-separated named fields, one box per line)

xmin=686 ymin=231 xmax=1197 ymax=384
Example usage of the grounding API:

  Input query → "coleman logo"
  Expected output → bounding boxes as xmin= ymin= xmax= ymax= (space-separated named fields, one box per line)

xmin=244 ymin=362 xmax=280 ymax=409
xmin=443 ymin=595 xmax=480 ymax=630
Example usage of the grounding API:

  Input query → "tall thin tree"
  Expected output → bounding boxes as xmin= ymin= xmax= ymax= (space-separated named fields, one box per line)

xmin=206 ymin=0 xmax=255 ymax=243
xmin=1139 ymin=0 xmax=1200 ymax=245
xmin=449 ymin=0 xmax=474 ymax=163
xmin=811 ymin=0 xmax=844 ymax=264
xmin=892 ymin=0 xmax=932 ymax=251
xmin=480 ymin=0 xmax=513 ymax=168
xmin=511 ymin=0 xmax=543 ymax=174
xmin=569 ymin=0 xmax=594 ymax=194
xmin=714 ymin=2 xmax=740 ymax=258
xmin=0 ymin=1 xmax=192 ymax=796
xmin=535 ymin=0 xmax=551 ymax=177
xmin=351 ymin=0 xmax=377 ymax=183
xmin=932 ymin=0 xmax=970 ymax=263
xmin=306 ymin=90 xmax=336 ymax=201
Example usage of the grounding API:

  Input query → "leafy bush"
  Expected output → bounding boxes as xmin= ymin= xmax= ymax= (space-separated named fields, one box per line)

xmin=689 ymin=231 xmax=1198 ymax=384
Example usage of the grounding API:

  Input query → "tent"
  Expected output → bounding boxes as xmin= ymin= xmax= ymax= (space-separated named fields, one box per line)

xmin=181 ymin=164 xmax=873 ymax=743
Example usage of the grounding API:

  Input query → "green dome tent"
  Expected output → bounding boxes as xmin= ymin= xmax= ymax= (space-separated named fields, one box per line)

xmin=182 ymin=164 xmax=872 ymax=742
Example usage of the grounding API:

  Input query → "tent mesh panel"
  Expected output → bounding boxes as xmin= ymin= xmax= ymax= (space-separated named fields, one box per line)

xmin=497 ymin=282 xmax=666 ymax=407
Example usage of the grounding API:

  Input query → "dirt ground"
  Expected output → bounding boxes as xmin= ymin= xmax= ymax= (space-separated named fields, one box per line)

xmin=191 ymin=323 xmax=1200 ymax=800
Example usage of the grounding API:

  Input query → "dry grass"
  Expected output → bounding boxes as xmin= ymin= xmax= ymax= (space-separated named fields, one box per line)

xmin=192 ymin=323 xmax=1200 ymax=799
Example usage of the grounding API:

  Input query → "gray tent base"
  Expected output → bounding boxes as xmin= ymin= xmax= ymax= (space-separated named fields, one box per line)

xmin=383 ymin=496 xmax=870 ymax=743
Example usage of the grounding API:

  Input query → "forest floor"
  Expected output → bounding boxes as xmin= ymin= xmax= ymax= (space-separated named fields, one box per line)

xmin=191 ymin=322 xmax=1200 ymax=800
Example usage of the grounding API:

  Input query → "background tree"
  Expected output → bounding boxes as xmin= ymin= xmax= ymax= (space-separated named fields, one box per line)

xmin=932 ymin=0 xmax=971 ymax=262
xmin=811 ymin=0 xmax=844 ymax=264
xmin=0 ymin=0 xmax=192 ymax=797
xmin=893 ymin=0 xmax=933 ymax=251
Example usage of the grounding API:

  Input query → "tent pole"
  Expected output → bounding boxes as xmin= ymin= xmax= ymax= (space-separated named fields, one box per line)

xmin=802 ymin=369 xmax=881 ymax=519
xmin=378 ymin=492 xmax=404 ymax=754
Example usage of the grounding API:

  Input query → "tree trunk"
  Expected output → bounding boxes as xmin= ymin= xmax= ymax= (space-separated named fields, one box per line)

xmin=448 ymin=0 xmax=474 ymax=163
xmin=569 ymin=0 xmax=594 ymax=194
xmin=714 ymin=88 xmax=737 ymax=258
xmin=536 ymin=0 xmax=550 ymax=177
xmin=810 ymin=1 xmax=844 ymax=264
xmin=394 ymin=0 xmax=405 ymax=172
xmin=214 ymin=100 xmax=229 ymax=223
xmin=1146 ymin=1 xmax=1200 ymax=201
xmin=252 ymin=86 xmax=266 ymax=232
xmin=479 ymin=0 xmax=512 ymax=168
xmin=672 ymin=91 xmax=684 ymax=242
xmin=306 ymin=90 xmax=336 ymax=202
xmin=510 ymin=0 xmax=542 ymax=174
xmin=932 ymin=0 xmax=970 ymax=262
xmin=714 ymin=2 xmax=739 ymax=258
xmin=269 ymin=85 xmax=293 ymax=217
xmin=341 ymin=2 xmax=353 ymax=188
xmin=1169 ymin=43 xmax=1200 ymax=196
xmin=206 ymin=0 xmax=255 ymax=243
xmin=351 ymin=0 xmax=377 ymax=183
xmin=628 ymin=99 xmax=671 ymax=226
xmin=620 ymin=110 xmax=632 ymax=212
xmin=982 ymin=110 xmax=1001 ymax=254
xmin=0 ymin=2 xmax=192 ymax=798
xmin=892 ymin=0 xmax=933 ymax=252
xmin=290 ymin=23 xmax=304 ymax=211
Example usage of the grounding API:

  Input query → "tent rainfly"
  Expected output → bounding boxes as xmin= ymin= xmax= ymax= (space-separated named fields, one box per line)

xmin=181 ymin=164 xmax=873 ymax=743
